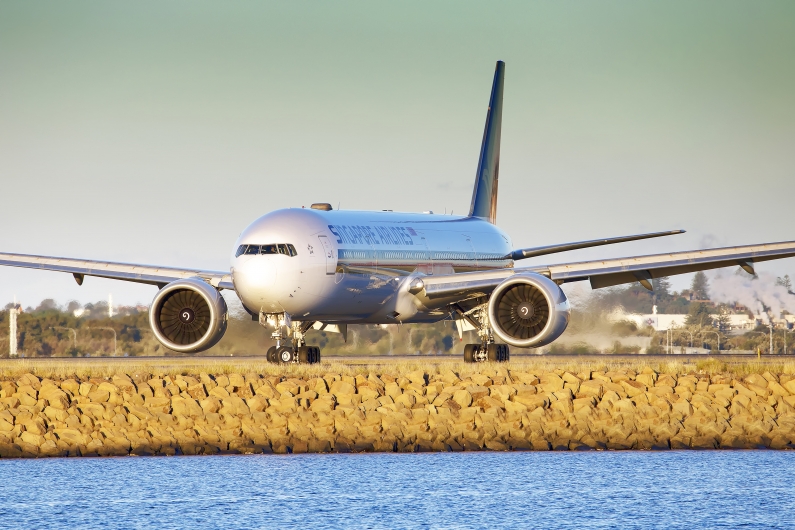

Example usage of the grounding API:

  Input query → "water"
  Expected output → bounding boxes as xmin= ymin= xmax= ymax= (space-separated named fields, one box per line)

xmin=1 ymin=451 xmax=794 ymax=529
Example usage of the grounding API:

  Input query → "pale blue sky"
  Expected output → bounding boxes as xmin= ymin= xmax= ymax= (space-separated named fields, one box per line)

xmin=1 ymin=1 xmax=793 ymax=307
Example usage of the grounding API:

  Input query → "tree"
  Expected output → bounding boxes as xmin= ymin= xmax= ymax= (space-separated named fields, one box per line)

xmin=715 ymin=304 xmax=731 ymax=333
xmin=652 ymin=276 xmax=672 ymax=300
xmin=691 ymin=271 xmax=710 ymax=300
xmin=776 ymin=275 xmax=793 ymax=294
xmin=686 ymin=302 xmax=713 ymax=327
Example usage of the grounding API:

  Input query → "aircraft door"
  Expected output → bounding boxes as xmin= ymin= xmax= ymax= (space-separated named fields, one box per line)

xmin=417 ymin=233 xmax=433 ymax=275
xmin=317 ymin=235 xmax=336 ymax=274
xmin=463 ymin=234 xmax=478 ymax=272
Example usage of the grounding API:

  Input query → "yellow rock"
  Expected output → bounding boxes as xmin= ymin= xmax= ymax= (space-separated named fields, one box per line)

xmin=330 ymin=381 xmax=356 ymax=395
xmin=579 ymin=380 xmax=603 ymax=398
xmin=16 ymin=385 xmax=38 ymax=399
xmin=209 ymin=386 xmax=230 ymax=399
xmin=620 ymin=380 xmax=646 ymax=398
xmin=768 ymin=381 xmax=790 ymax=397
xmin=539 ymin=374 xmax=564 ymax=393
xmin=489 ymin=385 xmax=515 ymax=400
xmin=20 ymin=431 xmax=45 ymax=447
xmin=452 ymin=390 xmax=472 ymax=408
xmin=87 ymin=390 xmax=110 ymax=403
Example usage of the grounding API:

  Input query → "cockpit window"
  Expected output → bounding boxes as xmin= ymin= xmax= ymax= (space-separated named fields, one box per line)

xmin=236 ymin=243 xmax=298 ymax=257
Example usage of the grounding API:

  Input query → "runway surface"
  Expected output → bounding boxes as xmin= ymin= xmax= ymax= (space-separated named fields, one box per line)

xmin=2 ymin=353 xmax=793 ymax=367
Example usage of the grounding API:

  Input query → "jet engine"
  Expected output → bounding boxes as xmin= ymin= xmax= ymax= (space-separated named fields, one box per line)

xmin=487 ymin=273 xmax=570 ymax=348
xmin=149 ymin=278 xmax=228 ymax=353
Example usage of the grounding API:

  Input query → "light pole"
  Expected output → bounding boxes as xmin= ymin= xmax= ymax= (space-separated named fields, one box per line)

xmin=675 ymin=330 xmax=694 ymax=354
xmin=744 ymin=331 xmax=767 ymax=355
xmin=51 ymin=326 xmax=78 ymax=350
xmin=87 ymin=327 xmax=117 ymax=356
xmin=701 ymin=331 xmax=721 ymax=353
xmin=770 ymin=320 xmax=774 ymax=355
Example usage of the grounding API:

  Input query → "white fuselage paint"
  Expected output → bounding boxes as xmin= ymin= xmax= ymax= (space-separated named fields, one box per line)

xmin=231 ymin=209 xmax=514 ymax=324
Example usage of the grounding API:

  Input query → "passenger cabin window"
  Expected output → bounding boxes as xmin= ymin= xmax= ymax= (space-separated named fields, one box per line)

xmin=236 ymin=243 xmax=298 ymax=257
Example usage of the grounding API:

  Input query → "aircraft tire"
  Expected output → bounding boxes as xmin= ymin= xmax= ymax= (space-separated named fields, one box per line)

xmin=502 ymin=345 xmax=510 ymax=361
xmin=463 ymin=344 xmax=477 ymax=363
xmin=277 ymin=346 xmax=295 ymax=363
xmin=298 ymin=346 xmax=311 ymax=363
xmin=312 ymin=347 xmax=321 ymax=364
xmin=266 ymin=346 xmax=278 ymax=363
xmin=487 ymin=344 xmax=500 ymax=362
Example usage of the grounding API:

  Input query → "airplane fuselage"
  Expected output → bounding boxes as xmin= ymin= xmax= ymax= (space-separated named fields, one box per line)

xmin=231 ymin=208 xmax=514 ymax=324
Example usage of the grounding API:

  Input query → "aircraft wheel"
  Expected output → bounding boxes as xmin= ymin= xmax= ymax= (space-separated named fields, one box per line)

xmin=502 ymin=345 xmax=510 ymax=361
xmin=298 ymin=346 xmax=311 ymax=363
xmin=463 ymin=344 xmax=477 ymax=363
xmin=487 ymin=344 xmax=500 ymax=362
xmin=312 ymin=347 xmax=321 ymax=364
xmin=277 ymin=346 xmax=295 ymax=363
xmin=266 ymin=346 xmax=278 ymax=363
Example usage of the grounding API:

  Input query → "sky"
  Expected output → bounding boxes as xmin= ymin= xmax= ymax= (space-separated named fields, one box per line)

xmin=1 ymin=1 xmax=794 ymax=309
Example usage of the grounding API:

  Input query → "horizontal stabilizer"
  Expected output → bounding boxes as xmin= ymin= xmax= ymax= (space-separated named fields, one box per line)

xmin=510 ymin=230 xmax=685 ymax=260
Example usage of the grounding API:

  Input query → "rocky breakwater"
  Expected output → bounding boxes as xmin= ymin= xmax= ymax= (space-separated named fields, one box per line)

xmin=2 ymin=367 xmax=795 ymax=457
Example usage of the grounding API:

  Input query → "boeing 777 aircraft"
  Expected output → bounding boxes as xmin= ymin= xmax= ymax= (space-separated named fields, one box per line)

xmin=2 ymin=61 xmax=794 ymax=363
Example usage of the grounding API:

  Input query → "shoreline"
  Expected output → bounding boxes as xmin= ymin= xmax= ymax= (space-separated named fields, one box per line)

xmin=2 ymin=359 xmax=795 ymax=457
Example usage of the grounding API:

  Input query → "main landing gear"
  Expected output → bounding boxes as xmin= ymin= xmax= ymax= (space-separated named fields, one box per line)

xmin=267 ymin=345 xmax=321 ymax=364
xmin=261 ymin=314 xmax=322 ymax=364
xmin=456 ymin=304 xmax=510 ymax=363
xmin=463 ymin=343 xmax=510 ymax=363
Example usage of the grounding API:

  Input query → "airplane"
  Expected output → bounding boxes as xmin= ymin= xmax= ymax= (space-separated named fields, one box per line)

xmin=2 ymin=61 xmax=794 ymax=364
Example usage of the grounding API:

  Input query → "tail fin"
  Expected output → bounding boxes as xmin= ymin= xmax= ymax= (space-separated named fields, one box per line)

xmin=468 ymin=60 xmax=505 ymax=223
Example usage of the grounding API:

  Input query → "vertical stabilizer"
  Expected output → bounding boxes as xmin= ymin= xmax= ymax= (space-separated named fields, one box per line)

xmin=468 ymin=60 xmax=505 ymax=223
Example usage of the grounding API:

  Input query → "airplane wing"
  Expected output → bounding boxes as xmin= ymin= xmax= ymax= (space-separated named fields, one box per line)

xmin=509 ymin=229 xmax=685 ymax=260
xmin=0 ymin=252 xmax=234 ymax=290
xmin=418 ymin=239 xmax=795 ymax=301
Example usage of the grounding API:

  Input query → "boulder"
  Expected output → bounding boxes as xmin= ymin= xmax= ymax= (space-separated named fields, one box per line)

xmin=620 ymin=380 xmax=646 ymax=398
xmin=452 ymin=390 xmax=472 ymax=408
xmin=538 ymin=374 xmax=564 ymax=393
xmin=579 ymin=380 xmax=603 ymax=398
xmin=330 ymin=381 xmax=356 ymax=396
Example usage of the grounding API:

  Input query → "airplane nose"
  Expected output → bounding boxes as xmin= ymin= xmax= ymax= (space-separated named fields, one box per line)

xmin=233 ymin=256 xmax=278 ymax=294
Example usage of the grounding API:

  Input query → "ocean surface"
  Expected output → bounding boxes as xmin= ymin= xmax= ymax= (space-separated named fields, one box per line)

xmin=1 ymin=451 xmax=794 ymax=529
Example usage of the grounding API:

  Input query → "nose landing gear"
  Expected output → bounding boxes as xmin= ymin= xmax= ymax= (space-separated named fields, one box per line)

xmin=261 ymin=313 xmax=322 ymax=364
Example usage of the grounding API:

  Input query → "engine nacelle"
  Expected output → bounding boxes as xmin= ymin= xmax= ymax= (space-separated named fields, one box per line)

xmin=488 ymin=273 xmax=570 ymax=348
xmin=149 ymin=278 xmax=228 ymax=353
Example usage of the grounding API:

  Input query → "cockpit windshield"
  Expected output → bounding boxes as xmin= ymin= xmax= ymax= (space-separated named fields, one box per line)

xmin=235 ymin=244 xmax=298 ymax=257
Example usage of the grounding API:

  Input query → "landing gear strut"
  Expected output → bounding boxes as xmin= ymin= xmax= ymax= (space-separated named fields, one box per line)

xmin=456 ymin=304 xmax=510 ymax=363
xmin=260 ymin=313 xmax=321 ymax=364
